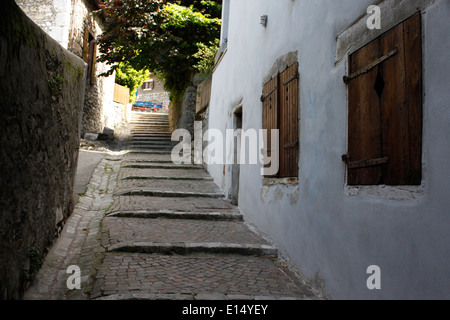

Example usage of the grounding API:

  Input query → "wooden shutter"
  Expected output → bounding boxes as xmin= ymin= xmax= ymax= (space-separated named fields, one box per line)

xmin=261 ymin=76 xmax=279 ymax=177
xmin=87 ymin=40 xmax=97 ymax=85
xmin=346 ymin=13 xmax=422 ymax=185
xmin=347 ymin=35 xmax=383 ymax=185
xmin=82 ymin=27 xmax=89 ymax=62
xmin=279 ymin=62 xmax=299 ymax=178
xmin=90 ymin=41 xmax=97 ymax=85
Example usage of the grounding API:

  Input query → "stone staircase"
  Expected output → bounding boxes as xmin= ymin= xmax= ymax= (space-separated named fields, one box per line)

xmin=90 ymin=111 xmax=316 ymax=300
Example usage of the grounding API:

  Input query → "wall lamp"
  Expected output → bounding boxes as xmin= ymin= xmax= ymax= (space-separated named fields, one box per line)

xmin=260 ymin=15 xmax=268 ymax=28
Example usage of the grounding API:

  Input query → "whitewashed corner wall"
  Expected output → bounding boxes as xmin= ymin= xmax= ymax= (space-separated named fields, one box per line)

xmin=207 ymin=0 xmax=450 ymax=299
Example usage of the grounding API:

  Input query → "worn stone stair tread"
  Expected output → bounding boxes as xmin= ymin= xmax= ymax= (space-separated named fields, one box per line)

xmin=130 ymin=132 xmax=172 ymax=135
xmin=119 ymin=168 xmax=210 ymax=180
xmin=89 ymin=254 xmax=317 ymax=300
xmin=122 ymin=163 xmax=203 ymax=170
xmin=126 ymin=150 xmax=173 ymax=155
xmin=129 ymin=147 xmax=175 ymax=152
xmin=107 ymin=195 xmax=237 ymax=213
xmin=106 ymin=242 xmax=278 ymax=257
xmin=102 ymin=217 xmax=271 ymax=248
xmin=106 ymin=210 xmax=243 ymax=221
xmin=121 ymin=159 xmax=175 ymax=164
xmin=130 ymin=141 xmax=176 ymax=145
xmin=117 ymin=178 xmax=221 ymax=194
xmin=95 ymin=292 xmax=311 ymax=301
xmin=129 ymin=145 xmax=173 ymax=148
xmin=121 ymin=175 xmax=214 ymax=181
xmin=130 ymin=138 xmax=173 ymax=142
xmin=113 ymin=189 xmax=225 ymax=199
xmin=123 ymin=154 xmax=174 ymax=162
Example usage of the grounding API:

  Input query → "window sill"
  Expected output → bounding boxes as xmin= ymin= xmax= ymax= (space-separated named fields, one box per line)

xmin=263 ymin=177 xmax=298 ymax=186
xmin=344 ymin=183 xmax=425 ymax=200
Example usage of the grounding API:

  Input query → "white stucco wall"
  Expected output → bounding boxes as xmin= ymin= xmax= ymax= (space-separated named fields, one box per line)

xmin=208 ymin=0 xmax=450 ymax=299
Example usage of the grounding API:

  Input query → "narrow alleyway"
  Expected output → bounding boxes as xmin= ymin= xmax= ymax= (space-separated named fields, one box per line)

xmin=24 ymin=112 xmax=318 ymax=300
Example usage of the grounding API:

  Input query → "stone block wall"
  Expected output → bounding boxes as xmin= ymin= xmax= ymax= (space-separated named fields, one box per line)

xmin=16 ymin=0 xmax=117 ymax=136
xmin=136 ymin=92 xmax=170 ymax=107
xmin=68 ymin=0 xmax=116 ymax=135
xmin=176 ymin=86 xmax=198 ymax=136
xmin=15 ymin=0 xmax=72 ymax=49
xmin=0 ymin=1 xmax=86 ymax=299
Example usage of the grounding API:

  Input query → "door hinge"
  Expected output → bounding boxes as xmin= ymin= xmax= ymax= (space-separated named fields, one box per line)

xmin=342 ymin=154 xmax=389 ymax=169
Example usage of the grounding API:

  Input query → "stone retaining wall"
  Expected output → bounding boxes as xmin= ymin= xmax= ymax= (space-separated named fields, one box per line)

xmin=0 ymin=1 xmax=86 ymax=299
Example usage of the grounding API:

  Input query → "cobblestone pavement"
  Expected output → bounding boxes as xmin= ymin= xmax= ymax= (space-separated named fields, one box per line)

xmin=24 ymin=112 xmax=320 ymax=300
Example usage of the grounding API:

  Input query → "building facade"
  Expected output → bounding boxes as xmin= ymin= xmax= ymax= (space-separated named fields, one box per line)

xmin=16 ymin=0 xmax=117 ymax=135
xmin=136 ymin=73 xmax=170 ymax=112
xmin=207 ymin=0 xmax=450 ymax=299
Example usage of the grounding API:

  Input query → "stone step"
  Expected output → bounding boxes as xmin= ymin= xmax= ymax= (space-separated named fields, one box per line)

xmin=130 ymin=120 xmax=169 ymax=124
xmin=131 ymin=132 xmax=172 ymax=136
xmin=130 ymin=125 xmax=170 ymax=129
xmin=106 ymin=210 xmax=243 ymax=221
xmin=119 ymin=167 xmax=210 ymax=180
xmin=129 ymin=141 xmax=175 ymax=146
xmin=131 ymin=130 xmax=171 ymax=134
xmin=107 ymin=242 xmax=277 ymax=257
xmin=129 ymin=145 xmax=174 ymax=150
xmin=113 ymin=189 xmax=224 ymax=199
xmin=130 ymin=136 xmax=173 ymax=141
xmin=107 ymin=195 xmax=237 ymax=214
xmin=130 ymin=142 xmax=173 ymax=147
xmin=130 ymin=132 xmax=172 ymax=136
xmin=130 ymin=141 xmax=174 ymax=145
xmin=130 ymin=119 xmax=169 ymax=122
xmin=130 ymin=120 xmax=169 ymax=123
xmin=122 ymin=157 xmax=173 ymax=164
xmin=130 ymin=113 xmax=168 ymax=118
xmin=123 ymin=153 xmax=174 ymax=162
xmin=130 ymin=124 xmax=170 ymax=128
xmin=121 ymin=176 xmax=213 ymax=181
xmin=130 ymin=136 xmax=172 ymax=140
xmin=121 ymin=163 xmax=201 ymax=170
xmin=101 ymin=217 xmax=275 ymax=256
xmin=126 ymin=150 xmax=173 ymax=155
xmin=90 ymin=254 xmax=316 ymax=300
xmin=117 ymin=176 xmax=220 ymax=195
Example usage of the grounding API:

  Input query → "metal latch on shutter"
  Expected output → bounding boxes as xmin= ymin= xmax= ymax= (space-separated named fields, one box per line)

xmin=343 ymin=48 xmax=398 ymax=84
xmin=342 ymin=154 xmax=389 ymax=169
xmin=260 ymin=87 xmax=277 ymax=102
xmin=284 ymin=140 xmax=299 ymax=149
xmin=283 ymin=72 xmax=299 ymax=86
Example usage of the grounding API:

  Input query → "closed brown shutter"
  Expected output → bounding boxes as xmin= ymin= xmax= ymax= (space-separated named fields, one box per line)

xmin=347 ymin=35 xmax=383 ymax=185
xmin=346 ymin=13 xmax=422 ymax=186
xmin=90 ymin=41 xmax=97 ymax=85
xmin=82 ymin=27 xmax=89 ymax=62
xmin=261 ymin=76 xmax=279 ymax=177
xmin=279 ymin=62 xmax=299 ymax=178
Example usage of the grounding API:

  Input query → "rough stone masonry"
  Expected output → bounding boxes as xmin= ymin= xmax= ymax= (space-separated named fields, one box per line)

xmin=0 ymin=0 xmax=86 ymax=299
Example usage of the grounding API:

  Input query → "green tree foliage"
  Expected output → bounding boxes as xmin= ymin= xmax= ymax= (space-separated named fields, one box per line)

xmin=96 ymin=0 xmax=222 ymax=99
xmin=193 ymin=38 xmax=220 ymax=74
xmin=115 ymin=62 xmax=150 ymax=103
